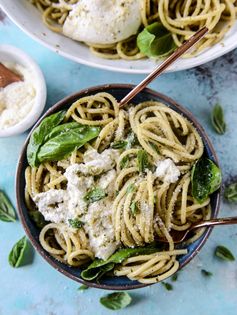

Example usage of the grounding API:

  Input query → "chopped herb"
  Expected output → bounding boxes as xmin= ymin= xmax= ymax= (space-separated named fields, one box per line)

xmin=130 ymin=201 xmax=140 ymax=216
xmin=161 ymin=282 xmax=173 ymax=291
xmin=137 ymin=150 xmax=151 ymax=173
xmin=149 ymin=142 xmax=160 ymax=154
xmin=215 ymin=245 xmax=235 ymax=261
xmin=201 ymin=269 xmax=213 ymax=277
xmin=84 ymin=187 xmax=107 ymax=204
xmin=120 ymin=155 xmax=129 ymax=169
xmin=8 ymin=236 xmax=29 ymax=268
xmin=78 ymin=285 xmax=89 ymax=291
xmin=224 ymin=182 xmax=237 ymax=202
xmin=68 ymin=218 xmax=84 ymax=229
xmin=211 ymin=104 xmax=226 ymax=135
xmin=126 ymin=184 xmax=135 ymax=194
xmin=100 ymin=292 xmax=132 ymax=310
xmin=0 ymin=190 xmax=16 ymax=222
xmin=126 ymin=132 xmax=139 ymax=148
xmin=171 ymin=273 xmax=178 ymax=282
xmin=111 ymin=140 xmax=127 ymax=149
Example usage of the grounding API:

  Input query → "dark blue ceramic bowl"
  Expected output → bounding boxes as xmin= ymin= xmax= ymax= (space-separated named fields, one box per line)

xmin=16 ymin=84 xmax=220 ymax=290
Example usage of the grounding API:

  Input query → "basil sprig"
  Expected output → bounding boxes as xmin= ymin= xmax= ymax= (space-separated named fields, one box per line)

xmin=224 ymin=182 xmax=237 ymax=202
xmin=211 ymin=104 xmax=226 ymax=135
xmin=81 ymin=247 xmax=159 ymax=281
xmin=100 ymin=292 xmax=132 ymax=310
xmin=137 ymin=22 xmax=176 ymax=58
xmin=8 ymin=236 xmax=29 ymax=268
xmin=27 ymin=111 xmax=101 ymax=166
xmin=191 ymin=158 xmax=222 ymax=203
xmin=84 ymin=187 xmax=107 ymax=204
xmin=215 ymin=245 xmax=235 ymax=261
xmin=137 ymin=150 xmax=151 ymax=173
xmin=0 ymin=190 xmax=16 ymax=222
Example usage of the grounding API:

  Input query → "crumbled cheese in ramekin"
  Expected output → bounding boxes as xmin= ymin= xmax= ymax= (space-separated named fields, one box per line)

xmin=0 ymin=62 xmax=36 ymax=130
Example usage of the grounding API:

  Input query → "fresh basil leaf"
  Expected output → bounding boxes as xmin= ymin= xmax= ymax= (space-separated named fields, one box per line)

xmin=120 ymin=156 xmax=129 ymax=169
xmin=130 ymin=201 xmax=140 ymax=216
xmin=211 ymin=104 xmax=226 ymax=135
xmin=68 ymin=218 xmax=84 ymax=229
xmin=224 ymin=182 xmax=237 ymax=202
xmin=191 ymin=158 xmax=222 ymax=203
xmin=81 ymin=247 xmax=159 ymax=281
xmin=0 ymin=190 xmax=16 ymax=222
xmin=137 ymin=22 xmax=176 ymax=58
xmin=29 ymin=210 xmax=47 ymax=228
xmin=78 ymin=285 xmax=89 ymax=291
xmin=45 ymin=122 xmax=82 ymax=141
xmin=126 ymin=132 xmax=139 ymax=149
xmin=215 ymin=245 xmax=235 ymax=261
xmin=27 ymin=111 xmax=65 ymax=167
xmin=111 ymin=140 xmax=128 ymax=149
xmin=37 ymin=125 xmax=100 ymax=163
xmin=8 ymin=236 xmax=29 ymax=268
xmin=100 ymin=292 xmax=132 ymax=310
xmin=137 ymin=150 xmax=151 ymax=173
xmin=162 ymin=282 xmax=173 ymax=291
xmin=84 ymin=187 xmax=107 ymax=204
xmin=201 ymin=269 xmax=213 ymax=277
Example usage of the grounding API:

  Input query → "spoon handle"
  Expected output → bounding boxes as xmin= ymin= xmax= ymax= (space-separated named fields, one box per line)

xmin=119 ymin=27 xmax=208 ymax=108
xmin=190 ymin=217 xmax=237 ymax=231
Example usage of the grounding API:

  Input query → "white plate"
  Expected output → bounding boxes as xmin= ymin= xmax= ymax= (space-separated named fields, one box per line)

xmin=1 ymin=0 xmax=237 ymax=74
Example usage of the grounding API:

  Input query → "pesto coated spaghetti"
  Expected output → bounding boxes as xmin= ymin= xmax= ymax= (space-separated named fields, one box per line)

xmin=24 ymin=92 xmax=220 ymax=284
xmin=29 ymin=0 xmax=237 ymax=60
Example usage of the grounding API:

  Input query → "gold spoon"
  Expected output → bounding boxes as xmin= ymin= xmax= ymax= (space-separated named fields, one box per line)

xmin=119 ymin=27 xmax=208 ymax=107
xmin=160 ymin=216 xmax=237 ymax=244
xmin=0 ymin=62 xmax=23 ymax=88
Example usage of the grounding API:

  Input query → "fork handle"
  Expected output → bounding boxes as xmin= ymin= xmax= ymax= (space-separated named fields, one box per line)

xmin=190 ymin=217 xmax=237 ymax=231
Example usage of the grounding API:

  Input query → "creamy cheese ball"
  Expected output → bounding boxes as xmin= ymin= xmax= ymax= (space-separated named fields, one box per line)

xmin=63 ymin=0 xmax=142 ymax=44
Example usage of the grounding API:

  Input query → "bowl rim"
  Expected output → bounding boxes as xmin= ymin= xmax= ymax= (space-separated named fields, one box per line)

xmin=0 ymin=44 xmax=47 ymax=137
xmin=15 ymin=84 xmax=220 ymax=290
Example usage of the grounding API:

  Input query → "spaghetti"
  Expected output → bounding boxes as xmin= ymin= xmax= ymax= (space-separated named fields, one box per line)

xmin=24 ymin=92 xmax=213 ymax=284
xmin=29 ymin=0 xmax=237 ymax=59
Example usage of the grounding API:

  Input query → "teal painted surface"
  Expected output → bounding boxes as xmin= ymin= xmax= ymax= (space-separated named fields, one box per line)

xmin=1 ymin=11 xmax=237 ymax=315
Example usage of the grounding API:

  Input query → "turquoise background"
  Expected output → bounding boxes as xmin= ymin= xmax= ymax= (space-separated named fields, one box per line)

xmin=1 ymin=10 xmax=237 ymax=315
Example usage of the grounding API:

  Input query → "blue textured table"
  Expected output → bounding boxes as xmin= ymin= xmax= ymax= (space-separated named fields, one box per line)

xmin=1 ymin=10 xmax=237 ymax=315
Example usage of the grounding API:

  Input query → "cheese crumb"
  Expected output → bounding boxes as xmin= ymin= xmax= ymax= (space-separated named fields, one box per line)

xmin=155 ymin=158 xmax=180 ymax=183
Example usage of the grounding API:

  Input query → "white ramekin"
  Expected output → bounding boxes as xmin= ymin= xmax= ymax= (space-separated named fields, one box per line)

xmin=0 ymin=44 xmax=47 ymax=137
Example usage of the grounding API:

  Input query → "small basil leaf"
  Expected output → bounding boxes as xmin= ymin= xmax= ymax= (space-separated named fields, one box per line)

xmin=201 ymin=269 xmax=213 ymax=277
xmin=29 ymin=210 xmax=47 ymax=228
xmin=37 ymin=126 xmax=100 ymax=163
xmin=191 ymin=158 xmax=222 ymax=203
xmin=130 ymin=201 xmax=140 ymax=216
xmin=8 ymin=236 xmax=29 ymax=268
xmin=100 ymin=292 xmax=132 ymax=310
xmin=211 ymin=104 xmax=226 ymax=135
xmin=224 ymin=182 xmax=237 ymax=202
xmin=78 ymin=285 xmax=89 ymax=291
xmin=120 ymin=156 xmax=129 ymax=169
xmin=126 ymin=132 xmax=139 ymax=149
xmin=171 ymin=273 xmax=178 ymax=282
xmin=27 ymin=111 xmax=66 ymax=167
xmin=0 ymin=190 xmax=16 ymax=222
xmin=137 ymin=22 xmax=176 ymax=58
xmin=215 ymin=245 xmax=235 ymax=261
xmin=81 ymin=247 xmax=159 ymax=281
xmin=111 ymin=140 xmax=128 ymax=149
xmin=162 ymin=282 xmax=173 ymax=291
xmin=126 ymin=184 xmax=135 ymax=194
xmin=68 ymin=218 xmax=84 ymax=229
xmin=84 ymin=187 xmax=107 ymax=204
xmin=137 ymin=150 xmax=151 ymax=173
